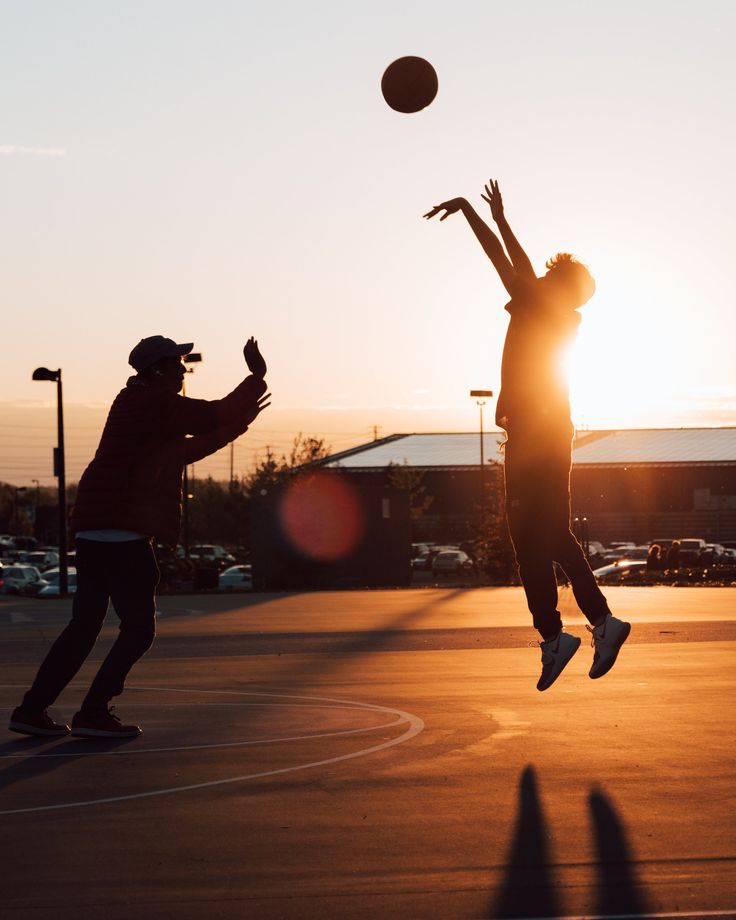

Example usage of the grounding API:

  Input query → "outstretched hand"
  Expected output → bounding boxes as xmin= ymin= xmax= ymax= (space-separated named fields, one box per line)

xmin=243 ymin=337 xmax=267 ymax=379
xmin=481 ymin=179 xmax=504 ymax=222
xmin=244 ymin=392 xmax=271 ymax=426
xmin=423 ymin=197 xmax=467 ymax=221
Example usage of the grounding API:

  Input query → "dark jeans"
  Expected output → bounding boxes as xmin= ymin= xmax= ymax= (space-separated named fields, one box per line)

xmin=23 ymin=538 xmax=159 ymax=712
xmin=504 ymin=422 xmax=611 ymax=640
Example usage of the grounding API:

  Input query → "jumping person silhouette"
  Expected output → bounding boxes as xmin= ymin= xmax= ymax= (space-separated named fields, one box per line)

xmin=425 ymin=180 xmax=630 ymax=690
xmin=9 ymin=336 xmax=270 ymax=737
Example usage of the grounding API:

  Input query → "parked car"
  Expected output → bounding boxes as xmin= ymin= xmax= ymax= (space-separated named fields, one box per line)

xmin=593 ymin=559 xmax=648 ymax=583
xmin=36 ymin=567 xmax=78 ymax=597
xmin=1 ymin=564 xmax=44 ymax=595
xmin=432 ymin=550 xmax=474 ymax=577
xmin=678 ymin=538 xmax=707 ymax=565
xmin=189 ymin=544 xmax=236 ymax=567
xmin=218 ymin=564 xmax=253 ymax=592
xmin=617 ymin=545 xmax=650 ymax=561
xmin=410 ymin=543 xmax=433 ymax=571
xmin=22 ymin=550 xmax=60 ymax=571
xmin=699 ymin=543 xmax=725 ymax=565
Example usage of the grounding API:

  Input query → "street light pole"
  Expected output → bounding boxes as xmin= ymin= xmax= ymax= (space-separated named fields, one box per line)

xmin=470 ymin=390 xmax=494 ymax=525
xmin=32 ymin=367 xmax=68 ymax=596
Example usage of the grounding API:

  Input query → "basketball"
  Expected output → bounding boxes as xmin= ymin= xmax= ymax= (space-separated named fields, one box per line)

xmin=381 ymin=56 xmax=438 ymax=114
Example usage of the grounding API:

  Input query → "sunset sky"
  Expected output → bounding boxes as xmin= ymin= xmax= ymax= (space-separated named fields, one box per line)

xmin=2 ymin=1 xmax=735 ymax=484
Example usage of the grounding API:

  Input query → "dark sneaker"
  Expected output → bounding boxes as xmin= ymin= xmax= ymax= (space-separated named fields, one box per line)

xmin=71 ymin=707 xmax=142 ymax=739
xmin=9 ymin=707 xmax=70 ymax=737
xmin=537 ymin=631 xmax=581 ymax=691
xmin=587 ymin=614 xmax=631 ymax=679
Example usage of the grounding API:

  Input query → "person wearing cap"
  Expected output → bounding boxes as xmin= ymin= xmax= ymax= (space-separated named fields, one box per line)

xmin=9 ymin=335 xmax=270 ymax=739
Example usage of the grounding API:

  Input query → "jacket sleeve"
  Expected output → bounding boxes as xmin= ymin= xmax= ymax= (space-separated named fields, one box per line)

xmin=183 ymin=417 xmax=253 ymax=464
xmin=168 ymin=375 xmax=267 ymax=436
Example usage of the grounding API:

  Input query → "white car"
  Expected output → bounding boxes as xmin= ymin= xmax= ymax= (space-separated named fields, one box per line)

xmin=1 ymin=564 xmax=44 ymax=595
xmin=218 ymin=564 xmax=253 ymax=591
xmin=37 ymin=567 xmax=78 ymax=597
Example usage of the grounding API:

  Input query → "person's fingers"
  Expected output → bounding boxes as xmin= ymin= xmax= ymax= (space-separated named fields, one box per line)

xmin=481 ymin=194 xmax=490 ymax=204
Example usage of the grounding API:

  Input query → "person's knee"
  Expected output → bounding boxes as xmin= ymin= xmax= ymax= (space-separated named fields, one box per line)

xmin=551 ymin=530 xmax=583 ymax=560
xmin=119 ymin=617 xmax=156 ymax=654
xmin=67 ymin=615 xmax=105 ymax=645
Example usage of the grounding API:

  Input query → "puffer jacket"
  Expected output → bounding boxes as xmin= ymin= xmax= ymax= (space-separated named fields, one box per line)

xmin=71 ymin=373 xmax=266 ymax=545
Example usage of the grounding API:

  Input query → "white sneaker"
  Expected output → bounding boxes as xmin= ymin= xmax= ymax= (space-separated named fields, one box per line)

xmin=537 ymin=631 xmax=581 ymax=691
xmin=587 ymin=614 xmax=631 ymax=679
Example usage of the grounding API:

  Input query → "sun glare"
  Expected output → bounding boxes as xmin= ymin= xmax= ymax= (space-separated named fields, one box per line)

xmin=567 ymin=299 xmax=690 ymax=429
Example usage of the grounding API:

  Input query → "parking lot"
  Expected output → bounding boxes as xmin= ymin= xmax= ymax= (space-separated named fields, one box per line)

xmin=2 ymin=585 xmax=735 ymax=919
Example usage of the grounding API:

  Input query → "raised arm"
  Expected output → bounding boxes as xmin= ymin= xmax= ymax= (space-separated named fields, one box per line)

xmin=481 ymin=179 xmax=536 ymax=282
xmin=423 ymin=197 xmax=517 ymax=295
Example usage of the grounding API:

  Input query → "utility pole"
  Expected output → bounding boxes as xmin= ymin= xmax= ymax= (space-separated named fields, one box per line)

xmin=181 ymin=352 xmax=202 ymax=558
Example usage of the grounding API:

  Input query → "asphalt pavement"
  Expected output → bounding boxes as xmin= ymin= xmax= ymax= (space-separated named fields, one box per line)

xmin=1 ymin=586 xmax=734 ymax=919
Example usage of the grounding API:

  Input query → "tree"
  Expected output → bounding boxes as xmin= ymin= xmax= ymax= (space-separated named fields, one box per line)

xmin=243 ymin=434 xmax=332 ymax=499
xmin=474 ymin=462 xmax=516 ymax=584
xmin=386 ymin=462 xmax=434 ymax=520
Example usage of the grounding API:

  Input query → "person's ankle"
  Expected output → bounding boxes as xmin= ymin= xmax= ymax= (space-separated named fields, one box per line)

xmin=541 ymin=629 xmax=561 ymax=644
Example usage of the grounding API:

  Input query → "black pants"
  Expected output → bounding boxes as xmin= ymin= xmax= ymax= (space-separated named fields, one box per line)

xmin=504 ymin=423 xmax=610 ymax=640
xmin=23 ymin=538 xmax=159 ymax=712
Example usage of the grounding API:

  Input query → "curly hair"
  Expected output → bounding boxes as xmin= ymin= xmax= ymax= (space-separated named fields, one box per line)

xmin=545 ymin=252 xmax=596 ymax=306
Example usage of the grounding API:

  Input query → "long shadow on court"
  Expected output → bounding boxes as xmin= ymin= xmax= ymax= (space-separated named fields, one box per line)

xmin=0 ymin=732 xmax=140 ymax=797
xmin=3 ymin=588 xmax=472 ymax=791
xmin=589 ymin=785 xmax=651 ymax=917
xmin=492 ymin=765 xmax=561 ymax=919
xmin=490 ymin=765 xmax=651 ymax=918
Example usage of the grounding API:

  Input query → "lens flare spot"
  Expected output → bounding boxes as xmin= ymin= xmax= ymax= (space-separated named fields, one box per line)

xmin=279 ymin=471 xmax=364 ymax=562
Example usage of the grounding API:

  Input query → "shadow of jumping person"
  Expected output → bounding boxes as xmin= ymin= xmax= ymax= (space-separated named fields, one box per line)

xmin=491 ymin=764 xmax=562 ymax=919
xmin=589 ymin=786 xmax=652 ymax=917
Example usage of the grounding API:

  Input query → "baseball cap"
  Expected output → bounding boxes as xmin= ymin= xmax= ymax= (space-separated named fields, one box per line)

xmin=128 ymin=336 xmax=194 ymax=372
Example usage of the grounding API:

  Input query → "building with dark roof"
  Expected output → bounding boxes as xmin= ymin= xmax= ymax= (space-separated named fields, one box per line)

xmin=316 ymin=428 xmax=736 ymax=545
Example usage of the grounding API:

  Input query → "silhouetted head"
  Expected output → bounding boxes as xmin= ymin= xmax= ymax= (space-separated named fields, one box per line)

xmin=128 ymin=335 xmax=192 ymax=393
xmin=542 ymin=252 xmax=596 ymax=308
xmin=139 ymin=355 xmax=187 ymax=393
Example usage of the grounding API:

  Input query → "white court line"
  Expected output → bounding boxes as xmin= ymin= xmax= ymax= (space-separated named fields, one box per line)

xmin=491 ymin=911 xmax=736 ymax=920
xmin=0 ymin=716 xmax=403 ymax=758
xmin=0 ymin=687 xmax=424 ymax=816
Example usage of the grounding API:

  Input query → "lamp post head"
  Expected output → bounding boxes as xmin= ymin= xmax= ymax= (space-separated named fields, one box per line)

xmin=32 ymin=367 xmax=60 ymax=382
xmin=469 ymin=390 xmax=493 ymax=398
